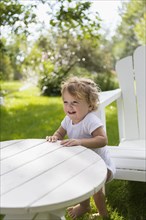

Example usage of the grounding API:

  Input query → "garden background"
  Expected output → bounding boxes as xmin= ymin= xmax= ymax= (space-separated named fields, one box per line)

xmin=0 ymin=0 xmax=146 ymax=220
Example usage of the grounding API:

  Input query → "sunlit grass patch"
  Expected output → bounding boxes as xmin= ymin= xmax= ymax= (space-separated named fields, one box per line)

xmin=0 ymin=82 xmax=64 ymax=141
xmin=0 ymin=80 xmax=23 ymax=96
xmin=105 ymin=102 xmax=119 ymax=146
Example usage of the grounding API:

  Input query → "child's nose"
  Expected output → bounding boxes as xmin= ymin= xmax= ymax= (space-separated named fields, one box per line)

xmin=68 ymin=103 xmax=73 ymax=108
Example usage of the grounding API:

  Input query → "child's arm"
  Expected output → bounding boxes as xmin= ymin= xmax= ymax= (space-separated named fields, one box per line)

xmin=60 ymin=126 xmax=108 ymax=148
xmin=46 ymin=126 xmax=66 ymax=142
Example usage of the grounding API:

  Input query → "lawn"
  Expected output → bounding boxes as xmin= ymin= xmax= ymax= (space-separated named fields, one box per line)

xmin=0 ymin=82 xmax=64 ymax=141
xmin=1 ymin=81 xmax=141 ymax=220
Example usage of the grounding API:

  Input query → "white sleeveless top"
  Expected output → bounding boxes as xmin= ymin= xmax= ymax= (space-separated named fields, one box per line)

xmin=61 ymin=112 xmax=116 ymax=181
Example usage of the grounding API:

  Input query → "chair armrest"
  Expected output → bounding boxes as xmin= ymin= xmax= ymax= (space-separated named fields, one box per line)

xmin=96 ymin=89 xmax=121 ymax=131
xmin=99 ymin=89 xmax=121 ymax=108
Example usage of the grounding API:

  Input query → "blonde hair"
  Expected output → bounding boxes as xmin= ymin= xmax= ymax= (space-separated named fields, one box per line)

xmin=61 ymin=76 xmax=100 ymax=111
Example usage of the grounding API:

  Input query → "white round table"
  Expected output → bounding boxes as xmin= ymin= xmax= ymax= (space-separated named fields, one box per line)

xmin=0 ymin=139 xmax=107 ymax=220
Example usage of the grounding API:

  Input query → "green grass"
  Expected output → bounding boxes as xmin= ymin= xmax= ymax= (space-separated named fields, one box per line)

xmin=0 ymin=82 xmax=65 ymax=141
xmin=0 ymin=81 xmax=121 ymax=220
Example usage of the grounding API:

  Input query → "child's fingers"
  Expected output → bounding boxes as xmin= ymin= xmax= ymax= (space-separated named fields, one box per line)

xmin=46 ymin=136 xmax=58 ymax=142
xmin=46 ymin=136 xmax=50 ymax=141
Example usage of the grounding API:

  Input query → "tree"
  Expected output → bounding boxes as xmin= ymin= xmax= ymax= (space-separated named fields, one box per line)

xmin=48 ymin=0 xmax=101 ymax=40
xmin=0 ymin=0 xmax=37 ymax=35
xmin=0 ymin=38 xmax=13 ymax=80
xmin=0 ymin=34 xmax=29 ymax=80
xmin=0 ymin=0 xmax=38 ymax=80
xmin=112 ymin=0 xmax=146 ymax=59
xmin=37 ymin=0 xmax=103 ymax=95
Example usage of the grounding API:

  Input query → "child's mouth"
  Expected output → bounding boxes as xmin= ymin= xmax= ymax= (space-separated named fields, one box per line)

xmin=68 ymin=111 xmax=76 ymax=115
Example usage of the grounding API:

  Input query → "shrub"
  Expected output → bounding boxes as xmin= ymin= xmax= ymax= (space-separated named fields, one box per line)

xmin=39 ymin=71 xmax=119 ymax=96
xmin=39 ymin=73 xmax=63 ymax=96
xmin=93 ymin=72 xmax=119 ymax=91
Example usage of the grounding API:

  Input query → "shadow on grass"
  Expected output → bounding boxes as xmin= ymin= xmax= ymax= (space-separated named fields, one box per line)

xmin=106 ymin=180 xmax=146 ymax=220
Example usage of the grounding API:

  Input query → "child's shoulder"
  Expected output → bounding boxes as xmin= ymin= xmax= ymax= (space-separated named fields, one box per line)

xmin=85 ymin=112 xmax=101 ymax=123
xmin=86 ymin=111 xmax=99 ymax=119
xmin=84 ymin=112 xmax=103 ymax=129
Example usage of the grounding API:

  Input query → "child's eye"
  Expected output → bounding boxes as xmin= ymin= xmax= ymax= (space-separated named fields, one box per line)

xmin=72 ymin=101 xmax=79 ymax=105
xmin=72 ymin=101 xmax=79 ymax=106
xmin=63 ymin=101 xmax=79 ymax=106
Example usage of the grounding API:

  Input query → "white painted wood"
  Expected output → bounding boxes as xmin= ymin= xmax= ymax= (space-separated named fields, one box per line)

xmin=0 ymin=141 xmax=63 ymax=175
xmin=1 ymin=139 xmax=46 ymax=160
xmin=99 ymin=89 xmax=121 ymax=108
xmin=116 ymin=56 xmax=139 ymax=140
xmin=98 ymin=45 xmax=146 ymax=182
xmin=116 ymin=97 xmax=125 ymax=140
xmin=134 ymin=46 xmax=145 ymax=139
xmin=114 ymin=169 xmax=146 ymax=182
xmin=0 ymin=140 xmax=23 ymax=149
xmin=30 ymin=160 xmax=106 ymax=212
xmin=96 ymin=89 xmax=121 ymax=130
xmin=0 ymin=139 xmax=107 ymax=219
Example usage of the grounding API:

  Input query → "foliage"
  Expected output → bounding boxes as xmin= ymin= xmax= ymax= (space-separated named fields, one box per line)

xmin=0 ymin=35 xmax=28 ymax=80
xmin=112 ymin=0 xmax=146 ymax=59
xmin=93 ymin=73 xmax=119 ymax=92
xmin=0 ymin=0 xmax=38 ymax=80
xmin=0 ymin=0 xmax=36 ymax=35
xmin=36 ymin=0 xmax=104 ymax=96
xmin=48 ymin=0 xmax=101 ymax=40
xmin=37 ymin=34 xmax=117 ymax=96
xmin=1 ymin=0 xmax=145 ymax=94
xmin=135 ymin=13 xmax=146 ymax=45
xmin=39 ymin=72 xmax=63 ymax=96
xmin=0 ymin=38 xmax=13 ymax=80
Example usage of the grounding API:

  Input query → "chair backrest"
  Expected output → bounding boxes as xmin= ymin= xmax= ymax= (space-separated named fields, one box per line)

xmin=116 ymin=45 xmax=145 ymax=140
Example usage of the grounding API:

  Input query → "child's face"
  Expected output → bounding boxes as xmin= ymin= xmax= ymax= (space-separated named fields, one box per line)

xmin=62 ymin=90 xmax=92 ymax=124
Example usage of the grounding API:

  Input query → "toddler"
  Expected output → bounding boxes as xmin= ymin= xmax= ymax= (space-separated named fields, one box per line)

xmin=46 ymin=76 xmax=116 ymax=219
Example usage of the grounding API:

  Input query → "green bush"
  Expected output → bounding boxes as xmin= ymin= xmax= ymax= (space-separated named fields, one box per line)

xmin=93 ymin=72 xmax=119 ymax=91
xmin=39 ymin=74 xmax=62 ymax=96
xmin=39 ymin=71 xmax=119 ymax=96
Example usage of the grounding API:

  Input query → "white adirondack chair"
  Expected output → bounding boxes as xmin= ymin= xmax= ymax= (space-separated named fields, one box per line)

xmin=98 ymin=45 xmax=146 ymax=182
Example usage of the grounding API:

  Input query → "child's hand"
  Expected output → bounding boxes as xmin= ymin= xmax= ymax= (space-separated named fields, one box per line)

xmin=61 ymin=139 xmax=81 ymax=146
xmin=46 ymin=136 xmax=58 ymax=142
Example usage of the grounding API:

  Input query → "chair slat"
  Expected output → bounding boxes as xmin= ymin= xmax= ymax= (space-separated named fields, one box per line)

xmin=116 ymin=56 xmax=139 ymax=140
xmin=134 ymin=46 xmax=146 ymax=139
